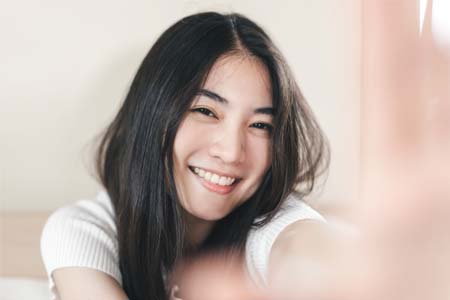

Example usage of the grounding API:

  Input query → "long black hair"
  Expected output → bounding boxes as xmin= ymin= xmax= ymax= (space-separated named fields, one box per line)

xmin=95 ymin=12 xmax=329 ymax=300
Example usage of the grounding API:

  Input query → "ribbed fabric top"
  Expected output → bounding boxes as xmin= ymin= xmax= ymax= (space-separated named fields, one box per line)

xmin=40 ymin=191 xmax=325 ymax=300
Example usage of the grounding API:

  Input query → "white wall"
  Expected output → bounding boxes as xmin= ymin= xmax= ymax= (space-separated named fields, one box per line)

xmin=0 ymin=0 xmax=360 ymax=212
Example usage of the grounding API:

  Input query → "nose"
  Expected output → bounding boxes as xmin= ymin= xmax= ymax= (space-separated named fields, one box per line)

xmin=208 ymin=126 xmax=246 ymax=165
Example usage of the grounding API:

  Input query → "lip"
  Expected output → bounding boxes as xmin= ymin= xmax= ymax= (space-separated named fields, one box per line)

xmin=188 ymin=165 xmax=242 ymax=180
xmin=189 ymin=166 xmax=240 ymax=195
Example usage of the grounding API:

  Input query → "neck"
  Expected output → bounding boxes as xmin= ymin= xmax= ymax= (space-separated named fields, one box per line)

xmin=184 ymin=215 xmax=215 ymax=252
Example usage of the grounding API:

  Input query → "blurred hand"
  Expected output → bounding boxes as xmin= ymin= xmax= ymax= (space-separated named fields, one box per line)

xmin=171 ymin=1 xmax=450 ymax=299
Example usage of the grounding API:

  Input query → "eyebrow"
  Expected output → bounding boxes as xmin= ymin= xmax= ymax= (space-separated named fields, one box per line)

xmin=197 ymin=89 xmax=274 ymax=116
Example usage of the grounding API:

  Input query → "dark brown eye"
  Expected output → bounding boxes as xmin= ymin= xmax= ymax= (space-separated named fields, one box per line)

xmin=190 ymin=107 xmax=217 ymax=118
xmin=251 ymin=122 xmax=273 ymax=133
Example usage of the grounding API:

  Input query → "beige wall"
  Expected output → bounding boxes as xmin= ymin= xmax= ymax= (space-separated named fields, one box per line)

xmin=0 ymin=0 xmax=360 ymax=212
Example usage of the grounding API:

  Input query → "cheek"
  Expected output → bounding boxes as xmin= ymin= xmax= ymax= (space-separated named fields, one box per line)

xmin=174 ymin=118 xmax=212 ymax=151
xmin=247 ymin=137 xmax=272 ymax=176
xmin=174 ymin=121 xmax=206 ymax=163
xmin=175 ymin=122 xmax=197 ymax=149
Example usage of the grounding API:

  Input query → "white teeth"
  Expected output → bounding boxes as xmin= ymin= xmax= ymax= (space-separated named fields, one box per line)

xmin=211 ymin=174 xmax=219 ymax=184
xmin=218 ymin=176 xmax=227 ymax=185
xmin=193 ymin=167 xmax=236 ymax=186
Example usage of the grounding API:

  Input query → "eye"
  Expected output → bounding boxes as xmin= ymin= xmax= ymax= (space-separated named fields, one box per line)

xmin=190 ymin=107 xmax=217 ymax=118
xmin=251 ymin=122 xmax=273 ymax=133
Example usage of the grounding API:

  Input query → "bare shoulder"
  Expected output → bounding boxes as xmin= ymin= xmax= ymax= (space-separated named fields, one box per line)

xmin=53 ymin=267 xmax=128 ymax=300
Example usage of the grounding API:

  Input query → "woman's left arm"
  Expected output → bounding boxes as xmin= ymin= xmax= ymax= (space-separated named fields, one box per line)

xmin=267 ymin=219 xmax=348 ymax=299
xmin=175 ymin=220 xmax=354 ymax=300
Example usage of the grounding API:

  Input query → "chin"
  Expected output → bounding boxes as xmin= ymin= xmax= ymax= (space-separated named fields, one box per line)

xmin=189 ymin=207 xmax=231 ymax=222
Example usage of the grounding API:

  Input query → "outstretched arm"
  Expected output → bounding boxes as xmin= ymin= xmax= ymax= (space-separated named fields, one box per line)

xmin=53 ymin=268 xmax=128 ymax=300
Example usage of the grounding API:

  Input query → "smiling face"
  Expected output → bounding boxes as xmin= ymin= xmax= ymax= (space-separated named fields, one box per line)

xmin=172 ymin=54 xmax=273 ymax=227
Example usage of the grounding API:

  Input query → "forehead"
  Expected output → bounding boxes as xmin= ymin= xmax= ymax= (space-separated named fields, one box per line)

xmin=201 ymin=54 xmax=272 ymax=107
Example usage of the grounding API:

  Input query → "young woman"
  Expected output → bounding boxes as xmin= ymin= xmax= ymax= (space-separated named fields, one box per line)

xmin=41 ymin=12 xmax=329 ymax=300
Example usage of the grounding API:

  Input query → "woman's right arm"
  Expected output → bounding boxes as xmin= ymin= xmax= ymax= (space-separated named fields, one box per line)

xmin=53 ymin=267 xmax=128 ymax=300
xmin=40 ymin=195 xmax=126 ymax=300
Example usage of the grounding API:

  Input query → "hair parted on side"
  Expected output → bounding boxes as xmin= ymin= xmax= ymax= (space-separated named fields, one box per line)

xmin=94 ymin=11 xmax=329 ymax=300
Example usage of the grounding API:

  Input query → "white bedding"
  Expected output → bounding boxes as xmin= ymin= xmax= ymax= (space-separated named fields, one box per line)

xmin=0 ymin=277 xmax=50 ymax=300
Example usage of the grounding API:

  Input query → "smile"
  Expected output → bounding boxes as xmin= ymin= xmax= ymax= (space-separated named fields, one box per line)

xmin=192 ymin=166 xmax=236 ymax=185
xmin=189 ymin=166 xmax=241 ymax=195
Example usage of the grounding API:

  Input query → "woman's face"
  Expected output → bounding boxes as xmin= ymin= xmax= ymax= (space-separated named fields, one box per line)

xmin=173 ymin=55 xmax=273 ymax=223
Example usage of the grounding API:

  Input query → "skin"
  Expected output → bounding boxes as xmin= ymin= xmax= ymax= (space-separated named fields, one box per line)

xmin=172 ymin=54 xmax=274 ymax=247
xmin=52 ymin=268 xmax=128 ymax=300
